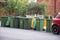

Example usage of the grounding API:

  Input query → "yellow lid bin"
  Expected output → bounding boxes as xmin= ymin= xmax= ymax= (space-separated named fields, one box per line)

xmin=44 ymin=19 xmax=46 ymax=30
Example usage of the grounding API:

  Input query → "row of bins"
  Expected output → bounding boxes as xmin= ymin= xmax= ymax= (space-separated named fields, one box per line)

xmin=1 ymin=16 xmax=32 ymax=29
xmin=1 ymin=16 xmax=52 ymax=32
xmin=10 ymin=16 xmax=32 ymax=29
xmin=1 ymin=16 xmax=10 ymax=27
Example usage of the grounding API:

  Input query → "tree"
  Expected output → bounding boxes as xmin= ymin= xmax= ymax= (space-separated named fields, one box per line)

xmin=2 ymin=0 xmax=28 ymax=16
xmin=27 ymin=2 xmax=48 ymax=15
xmin=16 ymin=0 xmax=28 ymax=16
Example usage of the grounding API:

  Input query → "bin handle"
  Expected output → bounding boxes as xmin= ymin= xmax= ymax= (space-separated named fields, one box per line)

xmin=6 ymin=17 xmax=10 ymax=25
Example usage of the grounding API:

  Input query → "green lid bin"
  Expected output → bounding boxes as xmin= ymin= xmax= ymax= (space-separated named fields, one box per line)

xmin=19 ymin=17 xmax=24 ymax=29
xmin=10 ymin=16 xmax=19 ymax=28
xmin=35 ymin=18 xmax=40 ymax=31
xmin=40 ymin=19 xmax=44 ymax=31
xmin=1 ymin=16 xmax=10 ymax=27
xmin=46 ymin=19 xmax=52 ymax=32
xmin=24 ymin=18 xmax=32 ymax=29
xmin=36 ymin=18 xmax=44 ymax=31
xmin=46 ymin=16 xmax=52 ymax=32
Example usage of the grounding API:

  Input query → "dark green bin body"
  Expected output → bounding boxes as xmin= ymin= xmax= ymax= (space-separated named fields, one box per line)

xmin=19 ymin=18 xmax=24 ymax=29
xmin=36 ymin=18 xmax=44 ymax=31
xmin=36 ymin=18 xmax=40 ymax=31
xmin=46 ymin=19 xmax=52 ymax=32
xmin=1 ymin=16 xmax=10 ymax=27
xmin=10 ymin=16 xmax=19 ymax=28
xmin=24 ymin=18 xmax=32 ymax=29
xmin=40 ymin=19 xmax=44 ymax=31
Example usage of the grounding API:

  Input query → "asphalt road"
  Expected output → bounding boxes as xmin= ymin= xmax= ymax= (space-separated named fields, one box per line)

xmin=0 ymin=27 xmax=60 ymax=40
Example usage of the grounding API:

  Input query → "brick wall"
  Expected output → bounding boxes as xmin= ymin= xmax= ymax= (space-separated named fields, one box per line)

xmin=37 ymin=0 xmax=60 ymax=17
xmin=56 ymin=0 xmax=60 ymax=12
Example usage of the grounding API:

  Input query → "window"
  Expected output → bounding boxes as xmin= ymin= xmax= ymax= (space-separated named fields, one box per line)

xmin=56 ymin=14 xmax=60 ymax=18
xmin=28 ymin=0 xmax=37 ymax=3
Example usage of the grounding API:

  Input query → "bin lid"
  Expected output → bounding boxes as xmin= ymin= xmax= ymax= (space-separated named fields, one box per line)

xmin=37 ymin=15 xmax=44 ymax=19
xmin=15 ymin=16 xmax=33 ymax=19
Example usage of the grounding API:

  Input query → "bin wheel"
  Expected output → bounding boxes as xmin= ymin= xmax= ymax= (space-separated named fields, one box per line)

xmin=34 ymin=26 xmax=36 ymax=30
xmin=52 ymin=25 xmax=59 ymax=34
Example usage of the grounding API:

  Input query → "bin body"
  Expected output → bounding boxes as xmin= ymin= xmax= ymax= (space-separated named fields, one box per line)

xmin=19 ymin=18 xmax=24 ymax=29
xmin=10 ymin=17 xmax=14 ymax=28
xmin=1 ymin=16 xmax=10 ymax=27
xmin=36 ymin=18 xmax=40 ymax=31
xmin=46 ymin=19 xmax=52 ymax=32
xmin=24 ymin=18 xmax=32 ymax=29
xmin=10 ymin=17 xmax=19 ymax=28
xmin=36 ymin=18 xmax=44 ymax=31
xmin=40 ymin=19 xmax=44 ymax=31
xmin=14 ymin=17 xmax=19 ymax=28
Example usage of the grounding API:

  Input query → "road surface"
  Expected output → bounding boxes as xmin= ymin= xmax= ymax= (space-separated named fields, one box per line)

xmin=0 ymin=27 xmax=60 ymax=40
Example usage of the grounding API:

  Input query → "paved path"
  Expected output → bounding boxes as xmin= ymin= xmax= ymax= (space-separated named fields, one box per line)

xmin=0 ymin=27 xmax=60 ymax=40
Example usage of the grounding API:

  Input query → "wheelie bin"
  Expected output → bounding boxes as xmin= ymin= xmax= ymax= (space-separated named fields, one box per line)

xmin=36 ymin=18 xmax=44 ymax=31
xmin=1 ymin=16 xmax=10 ymax=27
xmin=10 ymin=16 xmax=19 ymax=28
xmin=19 ymin=17 xmax=24 ymax=29
xmin=46 ymin=16 xmax=52 ymax=32
xmin=24 ymin=17 xmax=32 ymax=29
